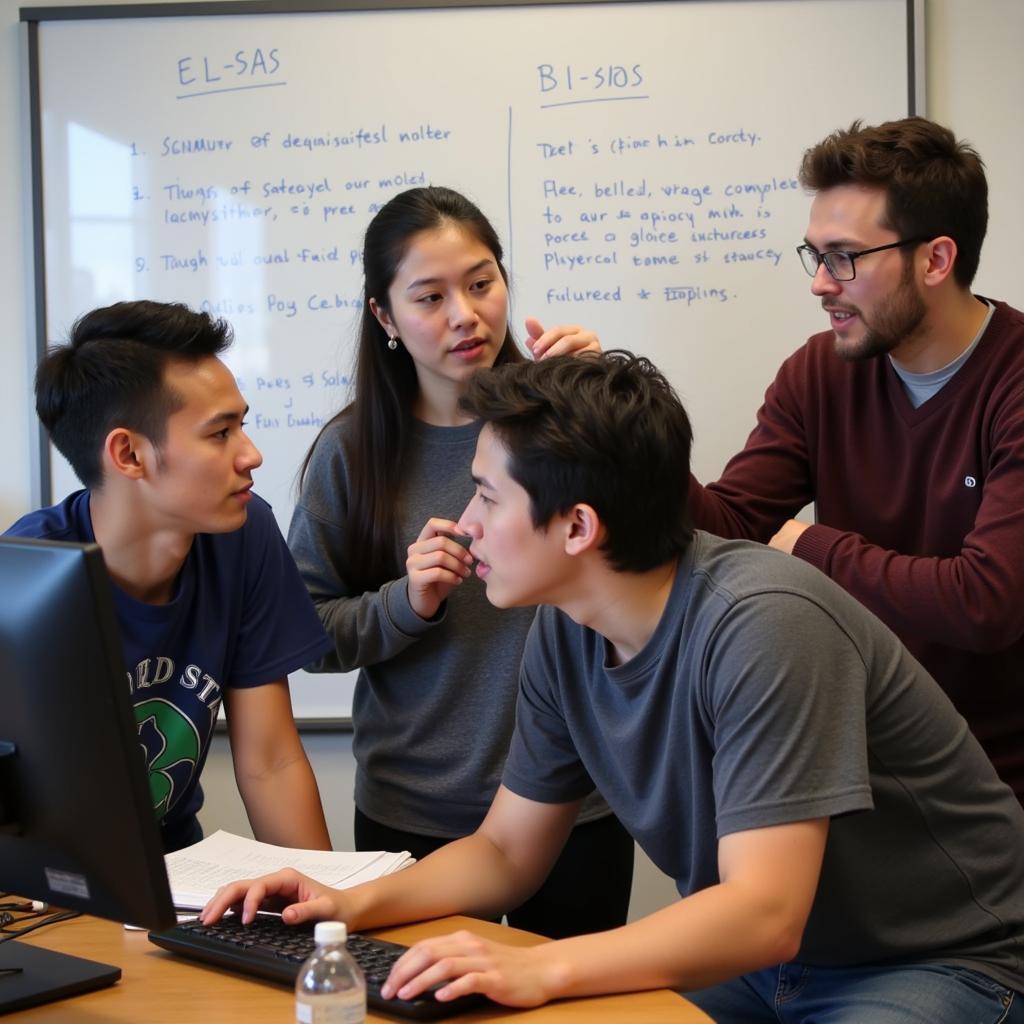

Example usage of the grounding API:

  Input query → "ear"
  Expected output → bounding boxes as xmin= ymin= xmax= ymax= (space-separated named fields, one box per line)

xmin=564 ymin=502 xmax=604 ymax=557
xmin=921 ymin=236 xmax=958 ymax=288
xmin=368 ymin=297 xmax=396 ymax=336
xmin=102 ymin=427 xmax=148 ymax=482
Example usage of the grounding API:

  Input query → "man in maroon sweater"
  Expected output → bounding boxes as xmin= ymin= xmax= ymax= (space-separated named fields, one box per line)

xmin=689 ymin=117 xmax=1024 ymax=803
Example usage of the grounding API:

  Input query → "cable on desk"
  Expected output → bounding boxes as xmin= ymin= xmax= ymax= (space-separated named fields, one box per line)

xmin=0 ymin=909 xmax=80 ymax=943
xmin=0 ymin=899 xmax=49 ymax=913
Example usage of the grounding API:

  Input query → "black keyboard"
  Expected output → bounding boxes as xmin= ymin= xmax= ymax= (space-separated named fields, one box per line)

xmin=148 ymin=914 xmax=489 ymax=1020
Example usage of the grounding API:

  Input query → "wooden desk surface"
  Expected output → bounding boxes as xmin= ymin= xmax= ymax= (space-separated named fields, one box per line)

xmin=13 ymin=914 xmax=712 ymax=1022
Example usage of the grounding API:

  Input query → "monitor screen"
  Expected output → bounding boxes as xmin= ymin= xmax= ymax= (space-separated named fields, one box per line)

xmin=0 ymin=535 xmax=176 ymax=1012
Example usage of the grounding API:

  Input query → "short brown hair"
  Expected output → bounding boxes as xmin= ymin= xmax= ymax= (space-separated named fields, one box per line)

xmin=460 ymin=351 xmax=694 ymax=573
xmin=799 ymin=117 xmax=988 ymax=288
xmin=36 ymin=301 xmax=232 ymax=488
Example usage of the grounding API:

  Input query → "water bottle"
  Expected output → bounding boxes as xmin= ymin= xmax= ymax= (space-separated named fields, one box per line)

xmin=295 ymin=921 xmax=367 ymax=1024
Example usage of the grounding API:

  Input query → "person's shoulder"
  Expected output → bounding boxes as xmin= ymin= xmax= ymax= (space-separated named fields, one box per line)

xmin=4 ymin=490 xmax=89 ymax=541
xmin=970 ymin=298 xmax=1024 ymax=391
xmin=308 ymin=410 xmax=355 ymax=458
xmin=299 ymin=411 xmax=355 ymax=487
xmin=987 ymin=297 xmax=1024 ymax=321
xmin=984 ymin=298 xmax=1024 ymax=343
xmin=690 ymin=530 xmax=839 ymax=607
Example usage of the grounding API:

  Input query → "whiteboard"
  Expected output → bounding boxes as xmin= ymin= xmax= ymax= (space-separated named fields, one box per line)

xmin=26 ymin=0 xmax=915 ymax=720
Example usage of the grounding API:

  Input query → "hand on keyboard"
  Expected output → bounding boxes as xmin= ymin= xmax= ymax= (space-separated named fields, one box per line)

xmin=149 ymin=914 xmax=491 ymax=1021
xmin=200 ymin=867 xmax=350 ymax=927
xmin=382 ymin=927 xmax=556 ymax=1009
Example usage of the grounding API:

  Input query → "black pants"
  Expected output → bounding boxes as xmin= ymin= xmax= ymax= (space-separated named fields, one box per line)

xmin=354 ymin=807 xmax=635 ymax=939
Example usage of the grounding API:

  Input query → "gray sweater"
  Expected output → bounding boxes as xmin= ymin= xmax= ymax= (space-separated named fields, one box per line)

xmin=289 ymin=413 xmax=609 ymax=836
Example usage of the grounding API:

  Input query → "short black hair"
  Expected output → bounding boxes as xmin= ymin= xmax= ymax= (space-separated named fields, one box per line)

xmin=800 ymin=117 xmax=988 ymax=288
xmin=460 ymin=351 xmax=694 ymax=573
xmin=36 ymin=300 xmax=232 ymax=488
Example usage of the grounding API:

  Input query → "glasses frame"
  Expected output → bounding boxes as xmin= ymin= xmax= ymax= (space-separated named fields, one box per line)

xmin=796 ymin=237 xmax=929 ymax=281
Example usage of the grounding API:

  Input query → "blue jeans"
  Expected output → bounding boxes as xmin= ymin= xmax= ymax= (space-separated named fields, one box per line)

xmin=686 ymin=962 xmax=1022 ymax=1024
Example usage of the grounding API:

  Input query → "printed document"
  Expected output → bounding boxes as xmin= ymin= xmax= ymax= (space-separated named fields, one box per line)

xmin=165 ymin=830 xmax=414 ymax=909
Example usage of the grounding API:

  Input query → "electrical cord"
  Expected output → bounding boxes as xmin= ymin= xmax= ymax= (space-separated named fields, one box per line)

xmin=0 ymin=900 xmax=48 ymax=913
xmin=0 ymin=908 xmax=80 ymax=944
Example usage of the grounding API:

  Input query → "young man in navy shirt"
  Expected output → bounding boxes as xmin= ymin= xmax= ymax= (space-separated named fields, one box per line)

xmin=203 ymin=352 xmax=1024 ymax=1023
xmin=6 ymin=300 xmax=333 ymax=852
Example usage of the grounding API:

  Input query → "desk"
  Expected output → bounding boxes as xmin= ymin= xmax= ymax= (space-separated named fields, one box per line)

xmin=13 ymin=914 xmax=712 ymax=1022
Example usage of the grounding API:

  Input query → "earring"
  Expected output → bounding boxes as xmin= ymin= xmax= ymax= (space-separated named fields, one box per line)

xmin=387 ymin=336 xmax=399 ymax=351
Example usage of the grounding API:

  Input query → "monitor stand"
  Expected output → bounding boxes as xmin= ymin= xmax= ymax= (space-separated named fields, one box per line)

xmin=0 ymin=939 xmax=120 ymax=1013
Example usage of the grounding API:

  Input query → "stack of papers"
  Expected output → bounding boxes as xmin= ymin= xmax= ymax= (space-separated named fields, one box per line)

xmin=165 ymin=830 xmax=414 ymax=910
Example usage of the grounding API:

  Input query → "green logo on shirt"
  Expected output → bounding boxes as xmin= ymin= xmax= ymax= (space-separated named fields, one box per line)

xmin=134 ymin=698 xmax=202 ymax=816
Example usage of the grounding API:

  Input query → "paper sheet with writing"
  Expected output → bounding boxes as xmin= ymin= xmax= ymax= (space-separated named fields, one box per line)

xmin=165 ymin=830 xmax=414 ymax=909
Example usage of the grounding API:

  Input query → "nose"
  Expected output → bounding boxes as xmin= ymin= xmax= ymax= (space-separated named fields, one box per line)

xmin=237 ymin=431 xmax=263 ymax=472
xmin=810 ymin=261 xmax=840 ymax=297
xmin=448 ymin=289 xmax=480 ymax=330
xmin=456 ymin=497 xmax=482 ymax=538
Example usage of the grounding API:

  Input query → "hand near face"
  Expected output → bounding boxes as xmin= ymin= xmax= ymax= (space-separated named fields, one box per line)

xmin=524 ymin=317 xmax=602 ymax=360
xmin=406 ymin=517 xmax=474 ymax=620
xmin=381 ymin=929 xmax=558 ymax=1008
xmin=199 ymin=868 xmax=347 ymax=927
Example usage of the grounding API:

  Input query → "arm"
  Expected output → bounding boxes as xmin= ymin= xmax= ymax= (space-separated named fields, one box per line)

xmin=765 ymin=372 xmax=1024 ymax=651
xmin=288 ymin=452 xmax=460 ymax=671
xmin=201 ymin=786 xmax=578 ymax=928
xmin=201 ymin=794 xmax=828 ymax=1006
xmin=381 ymin=817 xmax=828 ymax=1007
xmin=697 ymin=334 xmax=1024 ymax=651
xmin=223 ymin=679 xmax=331 ymax=850
xmin=788 ymin=413 xmax=1024 ymax=651
xmin=688 ymin=364 xmax=815 ymax=544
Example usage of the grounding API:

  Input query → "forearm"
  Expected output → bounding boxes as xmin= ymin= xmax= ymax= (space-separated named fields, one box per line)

xmin=794 ymin=523 xmax=1024 ymax=651
xmin=689 ymin=414 xmax=815 ymax=542
xmin=314 ymin=576 xmax=444 ymax=671
xmin=290 ymin=498 xmax=433 ymax=671
xmin=237 ymin=752 xmax=332 ymax=851
xmin=536 ymin=879 xmax=802 ymax=1000
xmin=345 ymin=831 xmax=535 ymax=932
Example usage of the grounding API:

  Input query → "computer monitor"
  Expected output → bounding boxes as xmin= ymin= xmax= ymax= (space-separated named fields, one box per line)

xmin=0 ymin=535 xmax=176 ymax=1013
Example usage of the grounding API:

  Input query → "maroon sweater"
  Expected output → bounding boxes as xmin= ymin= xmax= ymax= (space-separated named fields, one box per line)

xmin=690 ymin=299 xmax=1024 ymax=800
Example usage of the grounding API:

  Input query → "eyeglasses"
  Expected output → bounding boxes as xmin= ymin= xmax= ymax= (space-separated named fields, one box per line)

xmin=795 ymin=238 xmax=928 ymax=281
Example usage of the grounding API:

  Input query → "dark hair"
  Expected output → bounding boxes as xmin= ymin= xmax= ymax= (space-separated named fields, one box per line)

xmin=36 ymin=300 xmax=232 ymax=489
xmin=799 ymin=117 xmax=988 ymax=288
xmin=460 ymin=351 xmax=694 ymax=573
xmin=301 ymin=186 xmax=524 ymax=592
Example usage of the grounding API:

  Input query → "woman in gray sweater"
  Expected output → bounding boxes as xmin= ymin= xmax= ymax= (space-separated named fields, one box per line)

xmin=287 ymin=186 xmax=633 ymax=938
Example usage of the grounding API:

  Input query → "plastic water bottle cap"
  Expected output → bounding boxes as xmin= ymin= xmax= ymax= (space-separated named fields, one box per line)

xmin=314 ymin=921 xmax=348 ymax=944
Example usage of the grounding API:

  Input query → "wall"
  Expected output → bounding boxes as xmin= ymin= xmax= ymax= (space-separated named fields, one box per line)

xmin=925 ymin=0 xmax=1023 ymax=306
xmin=4 ymin=0 xmax=1023 ymax=924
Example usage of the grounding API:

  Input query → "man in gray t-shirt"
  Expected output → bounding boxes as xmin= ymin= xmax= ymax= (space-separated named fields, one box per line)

xmin=202 ymin=352 xmax=1024 ymax=1024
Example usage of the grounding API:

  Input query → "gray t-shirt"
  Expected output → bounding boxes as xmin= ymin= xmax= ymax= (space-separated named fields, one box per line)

xmin=503 ymin=531 xmax=1024 ymax=990
xmin=289 ymin=413 xmax=609 ymax=836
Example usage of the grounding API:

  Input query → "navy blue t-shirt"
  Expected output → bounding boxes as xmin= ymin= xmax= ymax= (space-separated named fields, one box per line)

xmin=6 ymin=490 xmax=333 ymax=850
